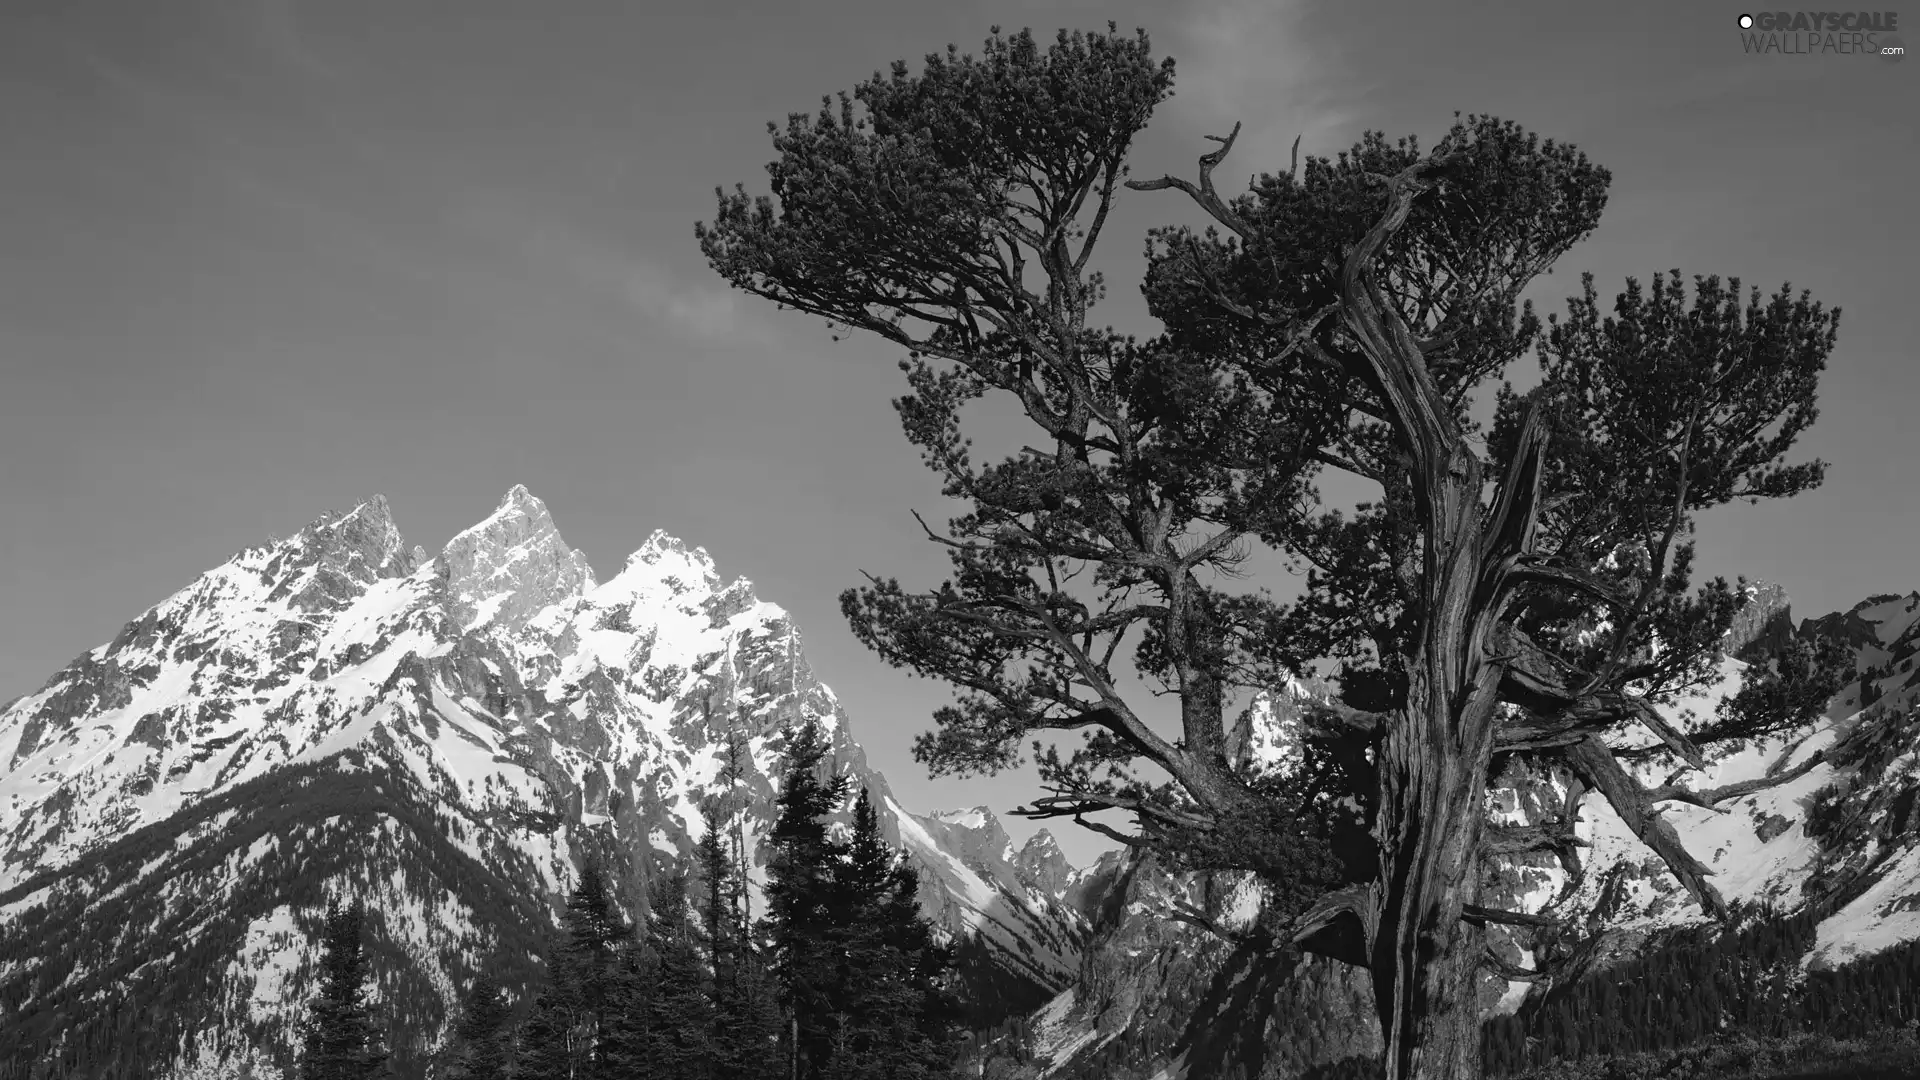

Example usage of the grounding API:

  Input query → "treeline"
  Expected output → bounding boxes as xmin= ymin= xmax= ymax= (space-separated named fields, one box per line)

xmin=1482 ymin=903 xmax=1920 ymax=1075
xmin=299 ymin=716 xmax=978 ymax=1080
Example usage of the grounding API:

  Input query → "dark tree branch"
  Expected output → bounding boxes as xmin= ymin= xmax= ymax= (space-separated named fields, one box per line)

xmin=1562 ymin=737 xmax=1725 ymax=918
xmin=1645 ymin=748 xmax=1826 ymax=810
xmin=1124 ymin=122 xmax=1254 ymax=239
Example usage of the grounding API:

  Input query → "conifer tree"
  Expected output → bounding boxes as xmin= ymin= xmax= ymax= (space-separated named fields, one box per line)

xmin=695 ymin=799 xmax=785 ymax=1078
xmin=696 ymin=802 xmax=739 ymax=1007
xmin=562 ymin=863 xmax=626 ymax=1011
xmin=445 ymin=968 xmax=510 ymax=1080
xmin=297 ymin=899 xmax=389 ymax=1080
xmin=513 ymin=862 xmax=629 ymax=1079
xmin=827 ymin=787 xmax=964 ymax=1080
xmin=586 ymin=933 xmax=648 ymax=1080
xmin=761 ymin=716 xmax=851 ymax=1079
xmin=638 ymin=872 xmax=717 ymax=1078
xmin=698 ymin=23 xmax=1846 ymax=1080
xmin=512 ymin=992 xmax=571 ymax=1080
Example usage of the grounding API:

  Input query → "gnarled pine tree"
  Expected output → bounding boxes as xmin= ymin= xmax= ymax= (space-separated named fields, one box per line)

xmin=697 ymin=24 xmax=1845 ymax=1080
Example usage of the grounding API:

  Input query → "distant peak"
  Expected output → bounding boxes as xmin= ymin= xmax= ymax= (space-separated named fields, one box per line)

xmin=928 ymin=806 xmax=1001 ymax=834
xmin=297 ymin=494 xmax=393 ymax=536
xmin=280 ymin=494 xmax=406 ymax=566
xmin=611 ymin=530 xmax=721 ymax=590
xmin=439 ymin=486 xmax=593 ymax=631
xmin=490 ymin=484 xmax=548 ymax=523
xmin=628 ymin=529 xmax=709 ymax=565
xmin=1851 ymin=591 xmax=1919 ymax=614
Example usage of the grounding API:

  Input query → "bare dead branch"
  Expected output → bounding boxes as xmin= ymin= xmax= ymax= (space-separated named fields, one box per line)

xmin=1019 ymin=790 xmax=1218 ymax=832
xmin=1479 ymin=397 xmax=1550 ymax=570
xmin=1123 ymin=122 xmax=1255 ymax=241
xmin=1645 ymin=748 xmax=1826 ymax=810
xmin=1300 ymin=701 xmax=1388 ymax=739
xmin=1563 ymin=737 xmax=1725 ymax=918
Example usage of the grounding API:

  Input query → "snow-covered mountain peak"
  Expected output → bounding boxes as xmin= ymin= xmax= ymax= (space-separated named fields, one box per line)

xmin=437 ymin=487 xmax=593 ymax=635
xmin=624 ymin=530 xmax=719 ymax=580
xmin=1228 ymin=675 xmax=1333 ymax=779
xmin=1012 ymin=829 xmax=1074 ymax=898
xmin=930 ymin=806 xmax=995 ymax=830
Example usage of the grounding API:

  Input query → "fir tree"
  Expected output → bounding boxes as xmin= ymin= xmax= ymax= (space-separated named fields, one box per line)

xmin=562 ymin=861 xmax=628 ymax=1074
xmin=717 ymin=935 xmax=787 ymax=1080
xmin=445 ymin=968 xmax=509 ymax=1080
xmin=297 ymin=899 xmax=389 ymax=1080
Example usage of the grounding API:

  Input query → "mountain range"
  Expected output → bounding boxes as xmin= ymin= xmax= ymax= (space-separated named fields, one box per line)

xmin=2 ymin=488 xmax=1917 ymax=1079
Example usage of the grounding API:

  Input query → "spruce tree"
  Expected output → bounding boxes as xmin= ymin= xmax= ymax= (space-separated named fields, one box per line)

xmin=588 ymin=936 xmax=649 ymax=1080
xmin=297 ymin=899 xmax=389 ymax=1080
xmin=513 ymin=862 xmax=629 ymax=1079
xmin=695 ymin=800 xmax=784 ymax=1078
xmin=445 ymin=968 xmax=510 ymax=1080
xmin=562 ymin=862 xmax=626 ymax=1014
xmin=512 ymin=991 xmax=571 ymax=1080
xmin=761 ymin=716 xmax=851 ymax=1080
xmin=638 ymin=872 xmax=717 ymax=1079
xmin=563 ymin=861 xmax=628 ymax=1074
xmin=829 ymin=788 xmax=964 ymax=1080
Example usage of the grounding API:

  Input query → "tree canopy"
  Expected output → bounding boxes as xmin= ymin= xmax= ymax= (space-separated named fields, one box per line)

xmin=698 ymin=23 xmax=1845 ymax=1080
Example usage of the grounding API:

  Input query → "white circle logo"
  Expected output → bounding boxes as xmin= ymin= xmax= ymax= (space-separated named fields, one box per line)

xmin=1738 ymin=13 xmax=1754 ymax=28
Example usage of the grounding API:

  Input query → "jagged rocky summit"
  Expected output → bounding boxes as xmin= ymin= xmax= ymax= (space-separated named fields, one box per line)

xmin=0 ymin=487 xmax=1090 ymax=1077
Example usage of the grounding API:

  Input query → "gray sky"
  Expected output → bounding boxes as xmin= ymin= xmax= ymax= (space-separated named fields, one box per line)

xmin=2 ymin=0 xmax=1913 ymax=870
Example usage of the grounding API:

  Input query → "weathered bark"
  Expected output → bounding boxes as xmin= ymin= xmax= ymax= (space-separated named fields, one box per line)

xmin=1337 ymin=153 xmax=1528 ymax=1080
xmin=1366 ymin=457 xmax=1507 ymax=1080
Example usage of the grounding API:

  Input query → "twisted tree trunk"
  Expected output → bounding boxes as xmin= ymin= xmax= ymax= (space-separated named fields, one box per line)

xmin=1367 ymin=444 xmax=1505 ymax=1080
xmin=1336 ymin=156 xmax=1542 ymax=1080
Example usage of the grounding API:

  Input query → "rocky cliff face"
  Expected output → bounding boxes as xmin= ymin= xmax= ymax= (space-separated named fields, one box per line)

xmin=0 ymin=488 xmax=1086 ymax=1078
